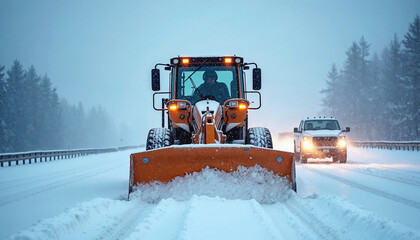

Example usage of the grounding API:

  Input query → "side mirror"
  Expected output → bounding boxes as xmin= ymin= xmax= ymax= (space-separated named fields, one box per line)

xmin=151 ymin=69 xmax=160 ymax=91
xmin=346 ymin=127 xmax=350 ymax=132
xmin=252 ymin=68 xmax=261 ymax=90
xmin=294 ymin=127 xmax=299 ymax=133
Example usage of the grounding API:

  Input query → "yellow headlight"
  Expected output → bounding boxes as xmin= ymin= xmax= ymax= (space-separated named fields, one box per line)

xmin=338 ymin=137 xmax=347 ymax=148
xmin=302 ymin=137 xmax=313 ymax=150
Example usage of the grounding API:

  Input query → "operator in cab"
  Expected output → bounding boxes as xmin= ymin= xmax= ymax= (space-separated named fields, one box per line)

xmin=192 ymin=70 xmax=230 ymax=104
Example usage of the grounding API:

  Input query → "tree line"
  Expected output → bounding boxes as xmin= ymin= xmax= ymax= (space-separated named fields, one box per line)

xmin=0 ymin=60 xmax=122 ymax=153
xmin=321 ymin=16 xmax=420 ymax=141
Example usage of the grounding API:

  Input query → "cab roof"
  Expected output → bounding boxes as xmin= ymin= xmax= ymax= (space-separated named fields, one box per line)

xmin=303 ymin=117 xmax=337 ymax=121
xmin=170 ymin=56 xmax=244 ymax=65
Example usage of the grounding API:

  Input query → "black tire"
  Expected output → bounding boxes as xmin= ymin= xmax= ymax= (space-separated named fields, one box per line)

xmin=172 ymin=127 xmax=192 ymax=145
xmin=226 ymin=126 xmax=245 ymax=142
xmin=339 ymin=151 xmax=347 ymax=163
xmin=146 ymin=128 xmax=173 ymax=150
xmin=300 ymin=146 xmax=308 ymax=164
xmin=245 ymin=127 xmax=273 ymax=149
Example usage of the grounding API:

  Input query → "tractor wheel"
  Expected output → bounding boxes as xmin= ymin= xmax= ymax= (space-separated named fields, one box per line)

xmin=172 ymin=127 xmax=192 ymax=145
xmin=146 ymin=128 xmax=173 ymax=150
xmin=246 ymin=127 xmax=273 ymax=149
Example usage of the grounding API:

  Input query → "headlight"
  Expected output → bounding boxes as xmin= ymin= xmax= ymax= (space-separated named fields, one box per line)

xmin=227 ymin=100 xmax=248 ymax=110
xmin=302 ymin=136 xmax=313 ymax=150
xmin=338 ymin=137 xmax=347 ymax=148
xmin=177 ymin=101 xmax=187 ymax=109
xmin=167 ymin=100 xmax=189 ymax=111
xmin=229 ymin=101 xmax=238 ymax=108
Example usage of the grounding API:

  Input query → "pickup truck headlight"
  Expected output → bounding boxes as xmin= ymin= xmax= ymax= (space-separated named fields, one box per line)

xmin=302 ymin=136 xmax=313 ymax=150
xmin=338 ymin=137 xmax=347 ymax=148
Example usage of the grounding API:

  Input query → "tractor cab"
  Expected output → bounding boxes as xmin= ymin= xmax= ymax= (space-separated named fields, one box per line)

xmin=171 ymin=57 xmax=245 ymax=105
xmin=152 ymin=56 xmax=262 ymax=104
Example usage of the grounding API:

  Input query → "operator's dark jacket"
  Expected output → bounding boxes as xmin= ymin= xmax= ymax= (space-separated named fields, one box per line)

xmin=192 ymin=82 xmax=230 ymax=104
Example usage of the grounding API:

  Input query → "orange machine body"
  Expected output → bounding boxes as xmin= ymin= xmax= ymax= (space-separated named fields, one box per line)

xmin=130 ymin=56 xmax=296 ymax=193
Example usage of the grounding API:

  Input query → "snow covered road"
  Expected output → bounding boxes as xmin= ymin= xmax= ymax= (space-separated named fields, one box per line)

xmin=1 ymin=147 xmax=420 ymax=240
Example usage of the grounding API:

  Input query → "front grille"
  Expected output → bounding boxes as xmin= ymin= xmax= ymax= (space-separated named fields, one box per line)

xmin=313 ymin=137 xmax=337 ymax=147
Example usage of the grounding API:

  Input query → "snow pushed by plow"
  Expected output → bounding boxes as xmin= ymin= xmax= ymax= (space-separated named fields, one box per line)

xmin=7 ymin=164 xmax=420 ymax=240
xmin=131 ymin=165 xmax=293 ymax=204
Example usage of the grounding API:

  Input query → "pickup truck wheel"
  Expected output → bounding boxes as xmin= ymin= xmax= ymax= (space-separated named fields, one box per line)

xmin=300 ymin=154 xmax=307 ymax=164
xmin=339 ymin=151 xmax=347 ymax=163
xmin=246 ymin=127 xmax=273 ymax=149
xmin=146 ymin=128 xmax=173 ymax=150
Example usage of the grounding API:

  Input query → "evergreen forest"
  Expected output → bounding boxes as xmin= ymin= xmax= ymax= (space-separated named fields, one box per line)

xmin=0 ymin=61 xmax=121 ymax=153
xmin=321 ymin=16 xmax=420 ymax=141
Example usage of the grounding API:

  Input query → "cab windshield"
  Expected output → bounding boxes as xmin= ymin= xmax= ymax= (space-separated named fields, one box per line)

xmin=176 ymin=65 xmax=239 ymax=104
xmin=304 ymin=120 xmax=340 ymax=130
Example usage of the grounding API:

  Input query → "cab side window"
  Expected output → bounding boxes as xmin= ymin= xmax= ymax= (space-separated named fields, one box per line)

xmin=299 ymin=121 xmax=304 ymax=131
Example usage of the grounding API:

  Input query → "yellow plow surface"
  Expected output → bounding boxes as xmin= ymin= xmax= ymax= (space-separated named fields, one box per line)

xmin=129 ymin=145 xmax=295 ymax=193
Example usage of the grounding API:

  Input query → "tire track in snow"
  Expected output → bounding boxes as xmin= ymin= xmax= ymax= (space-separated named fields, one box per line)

xmin=0 ymin=162 xmax=114 ymax=192
xmin=332 ymin=164 xmax=420 ymax=188
xmin=282 ymin=199 xmax=342 ymax=240
xmin=125 ymin=198 xmax=190 ymax=240
xmin=93 ymin=200 xmax=155 ymax=240
xmin=306 ymin=167 xmax=420 ymax=210
xmin=249 ymin=200 xmax=286 ymax=239
xmin=0 ymin=163 xmax=125 ymax=207
xmin=349 ymin=161 xmax=420 ymax=174
xmin=178 ymin=196 xmax=285 ymax=240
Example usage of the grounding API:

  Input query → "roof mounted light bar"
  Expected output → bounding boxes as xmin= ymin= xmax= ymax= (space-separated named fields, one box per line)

xmin=170 ymin=56 xmax=244 ymax=65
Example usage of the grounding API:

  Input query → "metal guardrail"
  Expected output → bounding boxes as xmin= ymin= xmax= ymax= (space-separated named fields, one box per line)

xmin=0 ymin=145 xmax=144 ymax=167
xmin=350 ymin=141 xmax=420 ymax=151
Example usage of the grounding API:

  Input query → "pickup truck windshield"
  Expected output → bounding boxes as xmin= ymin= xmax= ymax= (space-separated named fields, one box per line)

xmin=176 ymin=66 xmax=239 ymax=104
xmin=304 ymin=120 xmax=340 ymax=130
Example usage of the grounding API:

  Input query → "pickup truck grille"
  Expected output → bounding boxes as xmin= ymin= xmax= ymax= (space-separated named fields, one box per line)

xmin=313 ymin=137 xmax=338 ymax=147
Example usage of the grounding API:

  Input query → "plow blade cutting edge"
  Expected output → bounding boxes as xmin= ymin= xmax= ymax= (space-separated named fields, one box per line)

xmin=129 ymin=145 xmax=296 ymax=193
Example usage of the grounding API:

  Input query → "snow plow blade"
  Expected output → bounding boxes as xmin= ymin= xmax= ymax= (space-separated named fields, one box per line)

xmin=129 ymin=145 xmax=296 ymax=193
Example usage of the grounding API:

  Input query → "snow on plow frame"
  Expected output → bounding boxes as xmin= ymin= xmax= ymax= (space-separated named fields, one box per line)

xmin=129 ymin=145 xmax=296 ymax=193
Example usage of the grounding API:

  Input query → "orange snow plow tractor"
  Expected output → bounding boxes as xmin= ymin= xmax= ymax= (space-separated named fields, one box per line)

xmin=129 ymin=56 xmax=296 ymax=193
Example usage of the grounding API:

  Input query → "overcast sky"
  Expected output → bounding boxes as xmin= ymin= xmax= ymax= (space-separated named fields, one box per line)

xmin=1 ymin=0 xmax=419 ymax=142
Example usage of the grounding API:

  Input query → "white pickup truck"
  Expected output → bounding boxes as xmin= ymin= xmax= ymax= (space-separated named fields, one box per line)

xmin=293 ymin=117 xmax=350 ymax=163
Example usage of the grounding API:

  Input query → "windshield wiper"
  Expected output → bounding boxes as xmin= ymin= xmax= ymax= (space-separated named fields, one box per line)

xmin=183 ymin=59 xmax=208 ymax=98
